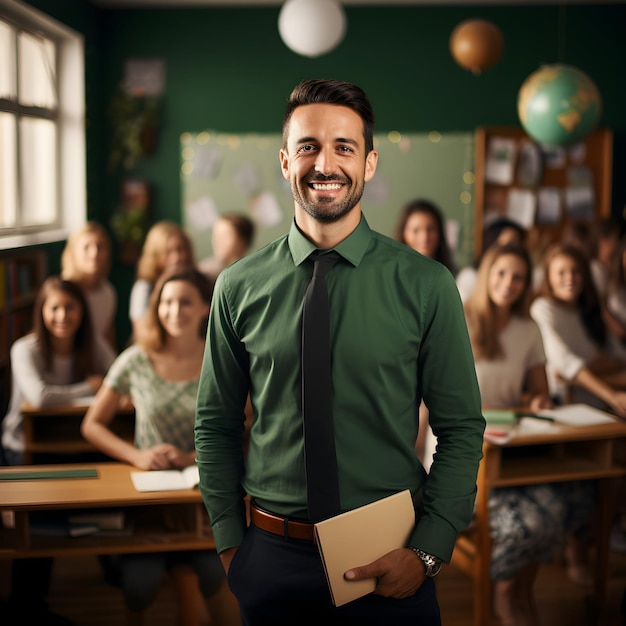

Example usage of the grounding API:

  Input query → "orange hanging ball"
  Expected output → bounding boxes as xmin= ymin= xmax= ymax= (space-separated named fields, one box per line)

xmin=450 ymin=19 xmax=504 ymax=74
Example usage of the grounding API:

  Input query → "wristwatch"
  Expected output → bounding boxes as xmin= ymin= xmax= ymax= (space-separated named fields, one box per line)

xmin=408 ymin=547 xmax=443 ymax=577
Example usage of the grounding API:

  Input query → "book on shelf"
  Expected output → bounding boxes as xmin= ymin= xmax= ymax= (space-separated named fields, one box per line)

xmin=314 ymin=489 xmax=415 ymax=607
xmin=30 ymin=521 xmax=101 ymax=537
xmin=68 ymin=510 xmax=126 ymax=530
xmin=130 ymin=464 xmax=199 ymax=492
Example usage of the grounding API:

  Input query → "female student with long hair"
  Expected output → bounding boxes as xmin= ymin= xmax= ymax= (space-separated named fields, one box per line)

xmin=394 ymin=199 xmax=457 ymax=465
xmin=1 ymin=276 xmax=115 ymax=625
xmin=466 ymin=243 xmax=593 ymax=626
xmin=61 ymin=221 xmax=117 ymax=349
xmin=530 ymin=243 xmax=626 ymax=417
xmin=81 ymin=266 xmax=224 ymax=624
xmin=394 ymin=198 xmax=456 ymax=274
xmin=128 ymin=221 xmax=195 ymax=341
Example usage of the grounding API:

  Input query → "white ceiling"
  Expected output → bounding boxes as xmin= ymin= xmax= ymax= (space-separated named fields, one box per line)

xmin=90 ymin=0 xmax=625 ymax=7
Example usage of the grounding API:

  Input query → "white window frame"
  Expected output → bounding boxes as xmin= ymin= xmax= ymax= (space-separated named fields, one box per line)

xmin=0 ymin=0 xmax=85 ymax=250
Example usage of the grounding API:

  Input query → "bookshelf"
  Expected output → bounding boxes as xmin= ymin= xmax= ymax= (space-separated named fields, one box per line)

xmin=473 ymin=126 xmax=613 ymax=261
xmin=0 ymin=249 xmax=47 ymax=416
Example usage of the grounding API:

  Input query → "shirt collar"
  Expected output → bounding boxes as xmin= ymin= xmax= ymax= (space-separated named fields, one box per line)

xmin=288 ymin=213 xmax=372 ymax=267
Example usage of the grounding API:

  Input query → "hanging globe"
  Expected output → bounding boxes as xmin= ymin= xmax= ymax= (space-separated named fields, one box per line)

xmin=278 ymin=0 xmax=347 ymax=58
xmin=517 ymin=64 xmax=602 ymax=146
xmin=449 ymin=19 xmax=504 ymax=74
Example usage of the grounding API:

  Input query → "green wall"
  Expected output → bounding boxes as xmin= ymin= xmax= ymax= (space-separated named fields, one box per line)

xmin=24 ymin=1 xmax=626 ymax=345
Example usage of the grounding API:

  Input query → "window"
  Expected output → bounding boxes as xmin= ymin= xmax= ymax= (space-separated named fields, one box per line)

xmin=0 ymin=0 xmax=85 ymax=249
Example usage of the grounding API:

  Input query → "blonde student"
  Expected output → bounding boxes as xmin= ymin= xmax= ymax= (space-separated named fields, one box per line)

xmin=61 ymin=221 xmax=117 ymax=349
xmin=128 ymin=221 xmax=195 ymax=341
xmin=82 ymin=266 xmax=223 ymax=622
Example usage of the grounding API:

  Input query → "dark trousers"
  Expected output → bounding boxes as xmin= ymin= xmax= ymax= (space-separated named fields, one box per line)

xmin=227 ymin=524 xmax=441 ymax=626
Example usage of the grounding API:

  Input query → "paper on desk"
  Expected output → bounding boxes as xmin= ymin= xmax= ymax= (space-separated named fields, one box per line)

xmin=536 ymin=404 xmax=617 ymax=427
xmin=130 ymin=465 xmax=199 ymax=492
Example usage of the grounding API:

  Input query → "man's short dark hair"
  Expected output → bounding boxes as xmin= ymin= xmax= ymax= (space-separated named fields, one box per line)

xmin=282 ymin=79 xmax=375 ymax=154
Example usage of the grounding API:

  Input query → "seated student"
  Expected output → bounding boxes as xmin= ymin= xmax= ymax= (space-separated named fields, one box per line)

xmin=394 ymin=198 xmax=456 ymax=273
xmin=530 ymin=243 xmax=626 ymax=417
xmin=1 ymin=276 xmax=115 ymax=626
xmin=198 ymin=212 xmax=255 ymax=282
xmin=81 ymin=266 xmax=224 ymax=624
xmin=465 ymin=243 xmax=594 ymax=625
xmin=128 ymin=221 xmax=195 ymax=342
xmin=393 ymin=198 xmax=456 ymax=464
xmin=61 ymin=221 xmax=117 ymax=350
xmin=456 ymin=217 xmax=526 ymax=303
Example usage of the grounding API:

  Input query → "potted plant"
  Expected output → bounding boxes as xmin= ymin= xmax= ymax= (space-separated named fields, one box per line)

xmin=108 ymin=87 xmax=161 ymax=172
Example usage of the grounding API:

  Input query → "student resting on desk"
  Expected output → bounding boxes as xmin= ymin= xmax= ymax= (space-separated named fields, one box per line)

xmin=61 ymin=221 xmax=118 ymax=350
xmin=464 ymin=243 xmax=594 ymax=625
xmin=0 ymin=276 xmax=116 ymax=626
xmin=195 ymin=78 xmax=485 ymax=626
xmin=81 ymin=265 xmax=224 ymax=623
xmin=128 ymin=220 xmax=195 ymax=343
xmin=530 ymin=243 xmax=626 ymax=418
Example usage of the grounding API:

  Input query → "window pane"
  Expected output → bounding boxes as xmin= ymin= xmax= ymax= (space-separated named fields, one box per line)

xmin=18 ymin=31 xmax=56 ymax=108
xmin=0 ymin=20 xmax=16 ymax=99
xmin=0 ymin=113 xmax=17 ymax=227
xmin=19 ymin=116 xmax=57 ymax=226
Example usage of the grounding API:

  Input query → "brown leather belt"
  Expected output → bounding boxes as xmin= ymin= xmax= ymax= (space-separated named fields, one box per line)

xmin=250 ymin=504 xmax=316 ymax=542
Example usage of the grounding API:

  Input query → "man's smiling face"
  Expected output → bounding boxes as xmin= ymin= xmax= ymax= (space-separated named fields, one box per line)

xmin=280 ymin=103 xmax=376 ymax=224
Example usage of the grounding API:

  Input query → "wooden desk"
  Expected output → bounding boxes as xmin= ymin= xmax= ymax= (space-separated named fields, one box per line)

xmin=451 ymin=418 xmax=626 ymax=626
xmin=20 ymin=400 xmax=135 ymax=464
xmin=0 ymin=462 xmax=214 ymax=559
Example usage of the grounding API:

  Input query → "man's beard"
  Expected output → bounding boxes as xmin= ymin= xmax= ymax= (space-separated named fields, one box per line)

xmin=292 ymin=174 xmax=364 ymax=223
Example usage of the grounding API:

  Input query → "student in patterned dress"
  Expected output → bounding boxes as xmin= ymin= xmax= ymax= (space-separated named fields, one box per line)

xmin=81 ymin=265 xmax=224 ymax=623
xmin=465 ymin=243 xmax=594 ymax=626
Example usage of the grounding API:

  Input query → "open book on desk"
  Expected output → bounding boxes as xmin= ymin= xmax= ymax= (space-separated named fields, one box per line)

xmin=314 ymin=489 xmax=415 ymax=607
xmin=532 ymin=403 xmax=618 ymax=427
xmin=130 ymin=464 xmax=199 ymax=492
xmin=483 ymin=404 xmax=619 ymax=444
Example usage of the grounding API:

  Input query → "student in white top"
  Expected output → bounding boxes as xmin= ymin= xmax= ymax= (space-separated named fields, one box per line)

xmin=456 ymin=217 xmax=526 ymax=303
xmin=530 ymin=243 xmax=626 ymax=418
xmin=465 ymin=243 xmax=594 ymax=625
xmin=0 ymin=276 xmax=115 ymax=626
xmin=1 ymin=276 xmax=116 ymax=464
xmin=61 ymin=221 xmax=117 ymax=350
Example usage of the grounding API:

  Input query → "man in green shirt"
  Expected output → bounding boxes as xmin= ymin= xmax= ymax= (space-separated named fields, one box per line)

xmin=195 ymin=78 xmax=485 ymax=625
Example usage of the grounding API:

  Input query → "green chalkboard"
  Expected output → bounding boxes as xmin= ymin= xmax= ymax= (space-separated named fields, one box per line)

xmin=181 ymin=131 xmax=475 ymax=269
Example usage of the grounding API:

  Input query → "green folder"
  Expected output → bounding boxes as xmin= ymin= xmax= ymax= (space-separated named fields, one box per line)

xmin=0 ymin=468 xmax=99 ymax=481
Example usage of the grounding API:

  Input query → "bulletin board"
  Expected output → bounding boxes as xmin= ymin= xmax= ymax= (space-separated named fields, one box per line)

xmin=181 ymin=130 xmax=476 ymax=269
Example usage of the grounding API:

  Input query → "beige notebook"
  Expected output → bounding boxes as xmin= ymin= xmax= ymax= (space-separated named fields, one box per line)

xmin=314 ymin=489 xmax=415 ymax=607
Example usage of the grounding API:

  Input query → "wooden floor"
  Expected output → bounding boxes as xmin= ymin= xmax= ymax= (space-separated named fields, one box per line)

xmin=0 ymin=549 xmax=625 ymax=625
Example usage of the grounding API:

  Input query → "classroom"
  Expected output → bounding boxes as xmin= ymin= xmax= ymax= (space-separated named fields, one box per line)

xmin=1 ymin=1 xmax=626 ymax=625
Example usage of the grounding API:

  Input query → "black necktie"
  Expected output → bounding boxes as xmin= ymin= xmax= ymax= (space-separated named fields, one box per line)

xmin=302 ymin=251 xmax=341 ymax=522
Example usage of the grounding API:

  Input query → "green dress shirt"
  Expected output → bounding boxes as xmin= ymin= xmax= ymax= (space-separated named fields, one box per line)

xmin=195 ymin=214 xmax=484 ymax=561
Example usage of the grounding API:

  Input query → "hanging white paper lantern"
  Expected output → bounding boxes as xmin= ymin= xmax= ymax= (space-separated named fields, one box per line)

xmin=278 ymin=0 xmax=347 ymax=58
